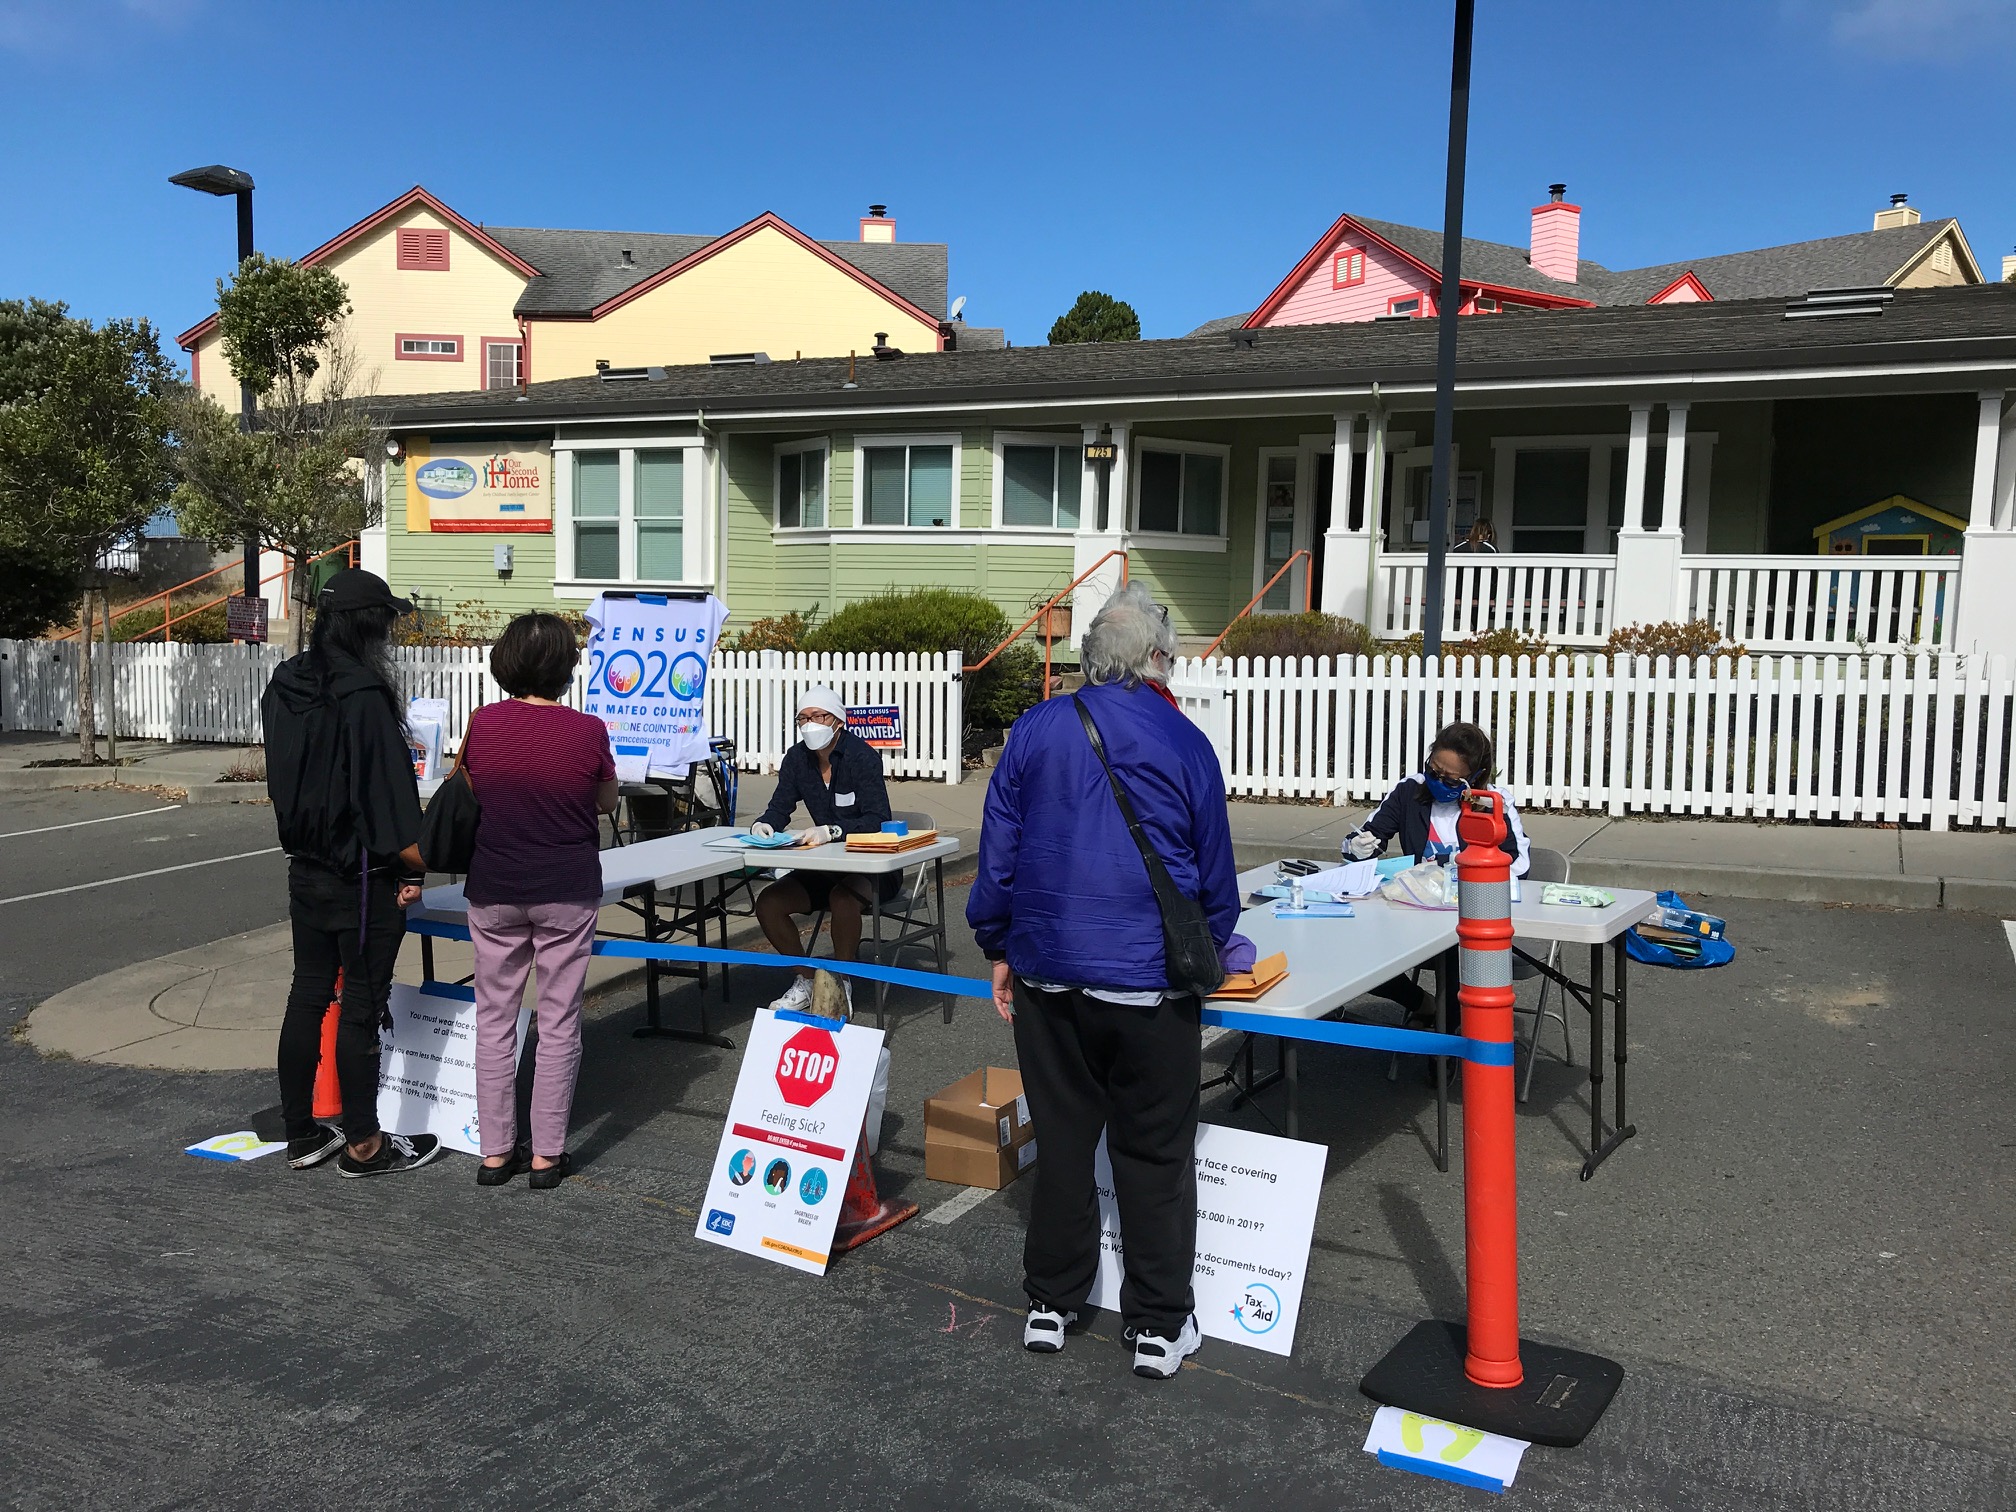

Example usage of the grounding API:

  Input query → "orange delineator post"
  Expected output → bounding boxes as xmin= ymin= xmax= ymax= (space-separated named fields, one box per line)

xmin=311 ymin=970 xmax=343 ymax=1122
xmin=1454 ymin=788 xmax=1522 ymax=1389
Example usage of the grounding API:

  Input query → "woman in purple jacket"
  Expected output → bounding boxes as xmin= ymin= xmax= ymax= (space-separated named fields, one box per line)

xmin=967 ymin=582 xmax=1241 ymax=1382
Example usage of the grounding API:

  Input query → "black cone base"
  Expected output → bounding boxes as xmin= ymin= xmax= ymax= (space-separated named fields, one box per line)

xmin=1359 ymin=1320 xmax=1623 ymax=1448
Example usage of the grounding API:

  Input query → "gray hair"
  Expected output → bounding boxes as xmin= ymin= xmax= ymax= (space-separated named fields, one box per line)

xmin=1081 ymin=581 xmax=1178 ymax=687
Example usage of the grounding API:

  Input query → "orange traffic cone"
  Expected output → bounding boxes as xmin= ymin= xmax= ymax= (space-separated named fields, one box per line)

xmin=311 ymin=969 xmax=343 ymax=1122
xmin=829 ymin=1116 xmax=919 ymax=1254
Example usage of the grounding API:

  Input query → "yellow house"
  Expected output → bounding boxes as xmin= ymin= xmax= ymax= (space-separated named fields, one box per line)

xmin=176 ymin=187 xmax=974 ymax=404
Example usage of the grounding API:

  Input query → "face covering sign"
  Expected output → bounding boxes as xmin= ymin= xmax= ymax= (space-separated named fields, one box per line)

xmin=582 ymin=593 xmax=729 ymax=775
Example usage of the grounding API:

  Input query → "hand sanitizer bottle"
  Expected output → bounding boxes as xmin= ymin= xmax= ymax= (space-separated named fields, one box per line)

xmin=1289 ymin=875 xmax=1305 ymax=912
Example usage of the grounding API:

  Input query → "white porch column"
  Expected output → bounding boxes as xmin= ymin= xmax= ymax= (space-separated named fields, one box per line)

xmin=1361 ymin=408 xmax=1389 ymax=630
xmin=1071 ymin=420 xmax=1129 ymax=645
xmin=1320 ymin=410 xmax=1373 ymax=622
xmin=1611 ymin=400 xmax=1683 ymax=627
xmin=1657 ymin=402 xmax=1688 ymax=534
xmin=1956 ymin=391 xmax=2016 ymax=656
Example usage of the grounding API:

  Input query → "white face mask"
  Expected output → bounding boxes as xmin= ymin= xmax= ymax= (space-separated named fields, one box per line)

xmin=799 ymin=721 xmax=836 ymax=752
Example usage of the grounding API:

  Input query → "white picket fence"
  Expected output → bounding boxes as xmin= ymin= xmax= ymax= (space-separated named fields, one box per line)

xmin=1167 ymin=651 xmax=2016 ymax=830
xmin=1374 ymin=555 xmax=1617 ymax=645
xmin=0 ymin=642 xmax=965 ymax=785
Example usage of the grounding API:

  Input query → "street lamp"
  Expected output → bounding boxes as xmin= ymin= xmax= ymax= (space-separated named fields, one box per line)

xmin=170 ymin=164 xmax=260 ymax=602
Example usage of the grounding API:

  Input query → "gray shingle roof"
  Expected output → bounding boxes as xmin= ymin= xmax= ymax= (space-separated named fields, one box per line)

xmin=488 ymin=225 xmax=948 ymax=319
xmin=383 ymin=283 xmax=2016 ymax=427
xmin=1350 ymin=216 xmax=1591 ymax=301
xmin=1585 ymin=220 xmax=1959 ymax=304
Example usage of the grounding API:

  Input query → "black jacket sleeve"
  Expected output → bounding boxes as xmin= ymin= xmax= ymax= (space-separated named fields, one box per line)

xmin=757 ymin=746 xmax=809 ymax=831
xmin=1361 ymin=779 xmax=1415 ymax=847
xmin=346 ymin=688 xmax=422 ymax=867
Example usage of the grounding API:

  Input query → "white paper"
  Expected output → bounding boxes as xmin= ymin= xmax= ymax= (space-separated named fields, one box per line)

xmin=1089 ymin=1123 xmax=1327 ymax=1356
xmin=185 ymin=1131 xmax=287 ymax=1162
xmin=376 ymin=985 xmax=531 ymax=1156
xmin=695 ymin=1008 xmax=885 ymax=1276
xmin=1300 ymin=860 xmax=1381 ymax=897
xmin=1362 ymin=1405 xmax=1530 ymax=1490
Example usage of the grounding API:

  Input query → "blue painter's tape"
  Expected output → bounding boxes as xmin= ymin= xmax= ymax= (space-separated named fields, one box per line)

xmin=1376 ymin=1449 xmax=1506 ymax=1493
xmin=414 ymin=980 xmax=477 ymax=1002
xmin=185 ymin=1149 xmax=237 ymax=1162
xmin=1202 ymin=1006 xmax=1516 ymax=1067
xmin=774 ymin=1008 xmax=839 ymax=1028
xmin=638 ymin=593 xmax=668 ymax=605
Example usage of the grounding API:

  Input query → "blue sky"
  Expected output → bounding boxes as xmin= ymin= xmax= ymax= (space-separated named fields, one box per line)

xmin=3 ymin=0 xmax=2013 ymax=360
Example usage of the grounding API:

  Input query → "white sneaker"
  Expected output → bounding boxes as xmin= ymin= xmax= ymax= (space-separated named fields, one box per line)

xmin=1131 ymin=1314 xmax=1201 ymax=1379
xmin=1024 ymin=1303 xmax=1078 ymax=1353
xmin=768 ymin=977 xmax=814 ymax=1013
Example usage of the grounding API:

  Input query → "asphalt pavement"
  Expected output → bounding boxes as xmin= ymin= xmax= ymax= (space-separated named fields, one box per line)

xmin=3 ymin=784 xmax=2014 ymax=1509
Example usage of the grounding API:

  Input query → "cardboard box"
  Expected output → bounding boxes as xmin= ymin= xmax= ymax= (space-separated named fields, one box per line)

xmin=925 ymin=1067 xmax=1037 ymax=1189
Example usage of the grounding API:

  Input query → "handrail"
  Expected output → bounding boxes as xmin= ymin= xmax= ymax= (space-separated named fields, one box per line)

xmin=70 ymin=540 xmax=358 ymax=642
xmin=1197 ymin=549 xmax=1313 ymax=661
xmin=970 ymin=549 xmax=1129 ymax=688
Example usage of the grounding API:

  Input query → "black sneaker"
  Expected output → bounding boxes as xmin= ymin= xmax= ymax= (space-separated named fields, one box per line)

xmin=337 ymin=1132 xmax=443 ymax=1179
xmin=287 ymin=1126 xmax=346 ymax=1170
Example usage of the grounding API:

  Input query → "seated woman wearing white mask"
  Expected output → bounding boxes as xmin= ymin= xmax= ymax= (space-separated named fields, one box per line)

xmin=750 ymin=685 xmax=898 ymax=1012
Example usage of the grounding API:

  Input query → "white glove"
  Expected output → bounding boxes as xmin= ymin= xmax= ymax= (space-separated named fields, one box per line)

xmin=750 ymin=821 xmax=774 ymax=839
xmin=1346 ymin=830 xmax=1382 ymax=861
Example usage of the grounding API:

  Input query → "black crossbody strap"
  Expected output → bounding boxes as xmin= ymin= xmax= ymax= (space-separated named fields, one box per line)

xmin=1075 ymin=696 xmax=1180 ymax=899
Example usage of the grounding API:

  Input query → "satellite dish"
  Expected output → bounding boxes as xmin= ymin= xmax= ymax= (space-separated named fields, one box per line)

xmin=949 ymin=295 xmax=967 ymax=320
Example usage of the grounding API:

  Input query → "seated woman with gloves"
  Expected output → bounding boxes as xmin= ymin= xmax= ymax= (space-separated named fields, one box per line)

xmin=750 ymin=685 xmax=897 ymax=1013
xmin=1344 ymin=721 xmax=1531 ymax=1018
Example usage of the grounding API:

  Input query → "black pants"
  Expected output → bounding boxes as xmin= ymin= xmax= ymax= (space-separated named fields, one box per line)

xmin=277 ymin=860 xmax=405 ymax=1143
xmin=1011 ymin=980 xmax=1200 ymax=1336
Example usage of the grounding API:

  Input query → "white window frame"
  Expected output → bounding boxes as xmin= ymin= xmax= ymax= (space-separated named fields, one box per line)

xmin=552 ymin=434 xmax=710 ymax=593
xmin=990 ymin=430 xmax=1083 ymax=537
xmin=772 ymin=436 xmax=831 ymax=532
xmin=1130 ymin=436 xmax=1230 ymax=551
xmin=1489 ymin=430 xmax=1717 ymax=556
xmin=1250 ymin=446 xmax=1312 ymax=610
xmin=850 ymin=432 xmax=964 ymax=531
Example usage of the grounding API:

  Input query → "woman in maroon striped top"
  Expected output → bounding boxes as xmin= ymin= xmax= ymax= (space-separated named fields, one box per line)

xmin=461 ymin=613 xmax=617 ymax=1190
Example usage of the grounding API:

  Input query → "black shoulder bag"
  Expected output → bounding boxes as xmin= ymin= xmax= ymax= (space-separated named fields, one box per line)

xmin=1074 ymin=696 xmax=1226 ymax=1000
xmin=418 ymin=726 xmax=481 ymax=875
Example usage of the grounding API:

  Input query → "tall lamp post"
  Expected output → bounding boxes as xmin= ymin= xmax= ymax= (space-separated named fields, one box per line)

xmin=169 ymin=164 xmax=260 ymax=604
xmin=1418 ymin=0 xmax=1472 ymax=660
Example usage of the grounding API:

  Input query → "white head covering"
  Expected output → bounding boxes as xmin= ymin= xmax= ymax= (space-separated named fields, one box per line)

xmin=796 ymin=685 xmax=847 ymax=722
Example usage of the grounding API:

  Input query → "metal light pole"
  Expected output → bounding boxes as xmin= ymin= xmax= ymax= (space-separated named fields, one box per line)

xmin=1419 ymin=0 xmax=1474 ymax=660
xmin=170 ymin=164 xmax=260 ymax=601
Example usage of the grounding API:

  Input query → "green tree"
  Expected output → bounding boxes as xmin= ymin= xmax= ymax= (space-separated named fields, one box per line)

xmin=0 ymin=540 xmax=83 ymax=639
xmin=175 ymin=256 xmax=380 ymax=649
xmin=0 ymin=298 xmax=80 ymax=404
xmin=1047 ymin=290 xmax=1141 ymax=345
xmin=0 ymin=316 xmax=179 ymax=759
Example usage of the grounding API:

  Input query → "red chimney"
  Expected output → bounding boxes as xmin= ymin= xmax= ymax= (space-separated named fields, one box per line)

xmin=1530 ymin=183 xmax=1580 ymax=284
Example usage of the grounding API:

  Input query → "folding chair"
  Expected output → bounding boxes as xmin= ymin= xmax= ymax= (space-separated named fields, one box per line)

xmin=1514 ymin=847 xmax=1574 ymax=1101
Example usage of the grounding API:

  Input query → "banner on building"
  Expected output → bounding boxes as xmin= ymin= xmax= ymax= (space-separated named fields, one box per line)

xmin=404 ymin=438 xmax=552 ymax=534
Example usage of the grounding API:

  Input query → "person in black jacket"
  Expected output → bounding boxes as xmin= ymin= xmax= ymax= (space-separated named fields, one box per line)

xmin=1343 ymin=721 xmax=1531 ymax=1020
xmin=750 ymin=685 xmax=894 ymax=1014
xmin=262 ymin=569 xmax=441 ymax=1179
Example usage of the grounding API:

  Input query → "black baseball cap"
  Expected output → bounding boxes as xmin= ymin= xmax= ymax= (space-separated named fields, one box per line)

xmin=318 ymin=568 xmax=413 ymax=614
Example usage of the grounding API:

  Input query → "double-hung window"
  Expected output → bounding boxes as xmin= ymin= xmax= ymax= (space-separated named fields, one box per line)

xmin=995 ymin=434 xmax=1082 ymax=529
xmin=483 ymin=339 xmax=523 ymax=390
xmin=573 ymin=451 xmax=621 ymax=579
xmin=562 ymin=442 xmax=702 ymax=585
xmin=858 ymin=438 xmax=957 ymax=528
xmin=775 ymin=440 xmax=827 ymax=528
xmin=1134 ymin=443 xmax=1226 ymax=539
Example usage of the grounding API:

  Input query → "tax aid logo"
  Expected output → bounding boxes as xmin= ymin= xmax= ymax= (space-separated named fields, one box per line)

xmin=1231 ymin=1282 xmax=1281 ymax=1335
xmin=775 ymin=1024 xmax=839 ymax=1107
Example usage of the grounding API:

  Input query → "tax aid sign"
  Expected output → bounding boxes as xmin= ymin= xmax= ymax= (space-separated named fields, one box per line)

xmin=695 ymin=1007 xmax=884 ymax=1275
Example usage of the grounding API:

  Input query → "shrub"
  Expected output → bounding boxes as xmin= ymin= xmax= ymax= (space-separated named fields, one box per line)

xmin=1386 ymin=627 xmax=1551 ymax=663
xmin=1603 ymin=618 xmax=1745 ymax=662
xmin=390 ymin=601 xmax=588 ymax=648
xmin=1215 ymin=612 xmax=1373 ymax=665
xmin=727 ymin=606 xmax=818 ymax=654
xmin=111 ymin=596 xmax=229 ymax=643
xmin=804 ymin=587 xmax=1041 ymax=727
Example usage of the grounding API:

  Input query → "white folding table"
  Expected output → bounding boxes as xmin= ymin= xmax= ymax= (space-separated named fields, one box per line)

xmin=703 ymin=832 xmax=962 ymax=1028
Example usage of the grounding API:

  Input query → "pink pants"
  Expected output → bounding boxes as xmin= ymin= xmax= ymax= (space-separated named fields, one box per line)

xmin=468 ymin=899 xmax=598 ymax=1159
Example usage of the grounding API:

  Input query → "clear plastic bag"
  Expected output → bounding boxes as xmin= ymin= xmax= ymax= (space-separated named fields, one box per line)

xmin=1378 ymin=862 xmax=1459 ymax=910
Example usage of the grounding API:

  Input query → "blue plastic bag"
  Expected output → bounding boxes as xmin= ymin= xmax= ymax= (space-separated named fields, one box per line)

xmin=1625 ymin=890 xmax=1734 ymax=969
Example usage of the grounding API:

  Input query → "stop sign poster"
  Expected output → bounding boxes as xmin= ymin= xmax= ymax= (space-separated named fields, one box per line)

xmin=694 ymin=1007 xmax=885 ymax=1275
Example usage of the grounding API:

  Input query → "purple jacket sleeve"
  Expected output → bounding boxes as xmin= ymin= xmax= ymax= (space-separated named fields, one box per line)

xmin=964 ymin=729 xmax=1023 ymax=959
xmin=1186 ymin=738 xmax=1242 ymax=950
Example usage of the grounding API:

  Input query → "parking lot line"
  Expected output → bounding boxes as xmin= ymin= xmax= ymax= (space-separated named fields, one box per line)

xmin=923 ymin=1185 xmax=997 ymax=1225
xmin=0 ymin=805 xmax=182 ymax=841
xmin=0 ymin=847 xmax=281 ymax=907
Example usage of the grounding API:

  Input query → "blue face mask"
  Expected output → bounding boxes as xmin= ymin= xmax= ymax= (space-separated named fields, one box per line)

xmin=1423 ymin=773 xmax=1468 ymax=803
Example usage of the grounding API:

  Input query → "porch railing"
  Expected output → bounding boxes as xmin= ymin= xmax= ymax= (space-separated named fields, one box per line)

xmin=1373 ymin=554 xmax=1616 ymax=645
xmin=1680 ymin=555 xmax=1960 ymax=653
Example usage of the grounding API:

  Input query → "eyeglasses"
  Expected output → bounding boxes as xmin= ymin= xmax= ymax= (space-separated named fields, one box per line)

xmin=1426 ymin=757 xmax=1471 ymax=782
